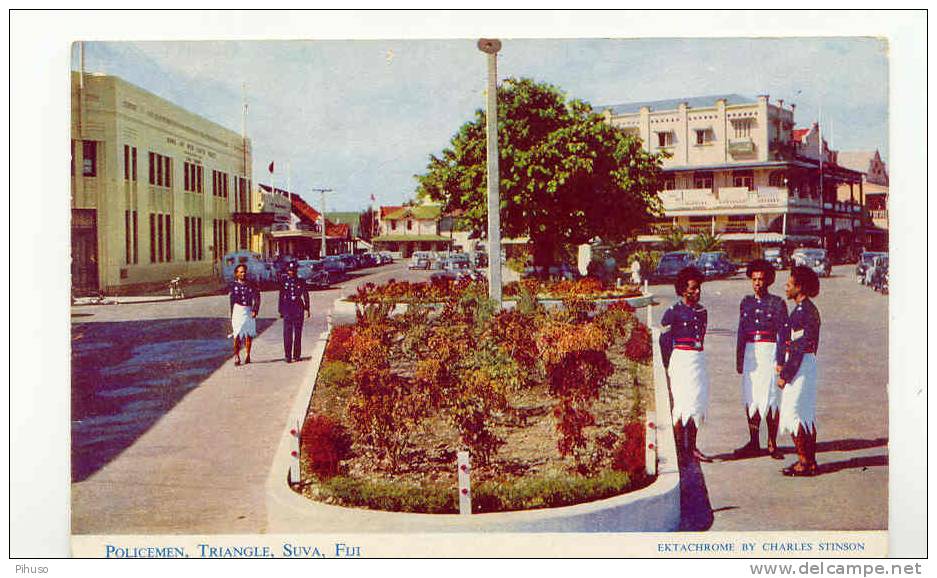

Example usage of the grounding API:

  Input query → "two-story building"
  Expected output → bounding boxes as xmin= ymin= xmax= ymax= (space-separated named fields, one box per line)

xmin=71 ymin=72 xmax=252 ymax=295
xmin=257 ymin=184 xmax=354 ymax=259
xmin=372 ymin=204 xmax=452 ymax=257
xmin=599 ymin=94 xmax=866 ymax=261
xmin=836 ymin=150 xmax=889 ymax=250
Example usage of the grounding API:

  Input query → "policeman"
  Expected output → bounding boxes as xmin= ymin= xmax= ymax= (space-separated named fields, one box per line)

xmin=660 ymin=266 xmax=713 ymax=463
xmin=734 ymin=259 xmax=789 ymax=459
xmin=777 ymin=266 xmax=822 ymax=477
xmin=279 ymin=261 xmax=310 ymax=363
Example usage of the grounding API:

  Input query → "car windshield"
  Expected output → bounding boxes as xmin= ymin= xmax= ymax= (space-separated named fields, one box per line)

xmin=797 ymin=250 xmax=826 ymax=258
xmin=661 ymin=254 xmax=690 ymax=263
xmin=862 ymin=253 xmax=885 ymax=263
xmin=698 ymin=254 xmax=723 ymax=263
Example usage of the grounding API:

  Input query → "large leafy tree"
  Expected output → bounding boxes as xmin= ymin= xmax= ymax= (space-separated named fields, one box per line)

xmin=416 ymin=78 xmax=665 ymax=269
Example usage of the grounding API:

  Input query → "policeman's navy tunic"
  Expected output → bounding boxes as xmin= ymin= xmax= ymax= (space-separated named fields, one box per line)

xmin=736 ymin=293 xmax=789 ymax=417
xmin=229 ymin=281 xmax=260 ymax=339
xmin=279 ymin=275 xmax=310 ymax=360
xmin=778 ymin=298 xmax=822 ymax=435
xmin=660 ymin=301 xmax=710 ymax=426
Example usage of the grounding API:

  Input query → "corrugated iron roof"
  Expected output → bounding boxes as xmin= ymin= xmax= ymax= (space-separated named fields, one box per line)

xmin=599 ymin=94 xmax=757 ymax=115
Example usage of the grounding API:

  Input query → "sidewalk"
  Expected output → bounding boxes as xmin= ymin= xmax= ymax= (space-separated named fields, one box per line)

xmin=71 ymin=313 xmax=326 ymax=535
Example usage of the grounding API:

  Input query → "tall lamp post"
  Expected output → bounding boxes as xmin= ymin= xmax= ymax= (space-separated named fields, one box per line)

xmin=478 ymin=38 xmax=502 ymax=306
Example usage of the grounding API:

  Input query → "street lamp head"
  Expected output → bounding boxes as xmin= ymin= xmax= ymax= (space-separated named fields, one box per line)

xmin=477 ymin=38 xmax=502 ymax=54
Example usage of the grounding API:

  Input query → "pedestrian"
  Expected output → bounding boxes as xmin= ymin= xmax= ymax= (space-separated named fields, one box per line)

xmin=733 ymin=259 xmax=789 ymax=459
xmin=630 ymin=258 xmax=642 ymax=285
xmin=229 ymin=263 xmax=260 ymax=366
xmin=777 ymin=265 xmax=822 ymax=476
xmin=279 ymin=260 xmax=310 ymax=363
xmin=660 ymin=266 xmax=713 ymax=463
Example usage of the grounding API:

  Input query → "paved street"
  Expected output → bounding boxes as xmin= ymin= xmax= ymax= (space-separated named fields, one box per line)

xmin=71 ymin=262 xmax=887 ymax=534
xmin=70 ymin=261 xmax=424 ymax=534
xmin=648 ymin=264 xmax=888 ymax=531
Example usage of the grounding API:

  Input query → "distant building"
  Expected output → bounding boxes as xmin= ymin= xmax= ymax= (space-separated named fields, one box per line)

xmin=599 ymin=94 xmax=866 ymax=260
xmin=71 ymin=72 xmax=252 ymax=294
xmin=258 ymin=185 xmax=355 ymax=259
xmin=372 ymin=204 xmax=452 ymax=256
xmin=836 ymin=150 xmax=888 ymax=250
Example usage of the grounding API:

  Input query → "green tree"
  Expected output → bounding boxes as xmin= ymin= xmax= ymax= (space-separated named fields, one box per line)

xmin=415 ymin=78 xmax=665 ymax=270
xmin=689 ymin=231 xmax=724 ymax=255
xmin=660 ymin=227 xmax=688 ymax=252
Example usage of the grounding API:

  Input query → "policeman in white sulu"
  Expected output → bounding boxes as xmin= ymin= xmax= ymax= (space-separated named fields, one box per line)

xmin=660 ymin=266 xmax=713 ymax=463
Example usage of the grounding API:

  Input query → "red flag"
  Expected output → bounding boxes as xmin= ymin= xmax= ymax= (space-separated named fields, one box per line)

xmin=370 ymin=194 xmax=376 ymax=202
xmin=268 ymin=161 xmax=275 ymax=174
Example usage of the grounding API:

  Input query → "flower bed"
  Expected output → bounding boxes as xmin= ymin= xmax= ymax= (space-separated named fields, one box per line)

xmin=298 ymin=280 xmax=654 ymax=514
xmin=345 ymin=277 xmax=642 ymax=305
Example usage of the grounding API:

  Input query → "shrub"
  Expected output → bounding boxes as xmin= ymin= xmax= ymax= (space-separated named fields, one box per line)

xmin=314 ymin=476 xmax=457 ymax=513
xmin=612 ymin=421 xmax=646 ymax=474
xmin=317 ymin=360 xmax=354 ymax=389
xmin=301 ymin=414 xmax=353 ymax=479
xmin=624 ymin=322 xmax=652 ymax=364
xmin=324 ymin=324 xmax=355 ymax=362
xmin=472 ymin=470 xmax=633 ymax=513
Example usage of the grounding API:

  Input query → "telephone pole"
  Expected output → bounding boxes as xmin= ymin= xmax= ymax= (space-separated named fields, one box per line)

xmin=309 ymin=188 xmax=332 ymax=258
xmin=477 ymin=38 xmax=503 ymax=307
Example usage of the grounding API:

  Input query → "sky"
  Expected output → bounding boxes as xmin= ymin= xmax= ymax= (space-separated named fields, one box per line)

xmin=74 ymin=37 xmax=888 ymax=212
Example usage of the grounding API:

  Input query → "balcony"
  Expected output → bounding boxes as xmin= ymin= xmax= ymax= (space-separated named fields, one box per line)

xmin=660 ymin=186 xmax=789 ymax=211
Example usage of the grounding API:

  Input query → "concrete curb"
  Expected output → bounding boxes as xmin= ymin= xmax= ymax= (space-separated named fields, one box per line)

xmin=266 ymin=296 xmax=681 ymax=533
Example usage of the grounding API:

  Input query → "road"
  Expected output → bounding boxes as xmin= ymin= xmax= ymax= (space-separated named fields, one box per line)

xmin=71 ymin=262 xmax=886 ymax=533
xmin=648 ymin=264 xmax=888 ymax=531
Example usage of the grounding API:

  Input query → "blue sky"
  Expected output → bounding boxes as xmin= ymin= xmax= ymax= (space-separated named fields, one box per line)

xmin=75 ymin=37 xmax=888 ymax=212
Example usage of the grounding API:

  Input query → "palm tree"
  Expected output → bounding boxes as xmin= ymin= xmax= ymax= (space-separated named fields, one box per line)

xmin=689 ymin=231 xmax=725 ymax=255
xmin=661 ymin=227 xmax=688 ymax=252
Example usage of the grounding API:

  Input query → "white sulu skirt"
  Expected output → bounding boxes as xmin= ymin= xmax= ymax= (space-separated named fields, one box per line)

xmin=779 ymin=353 xmax=818 ymax=436
xmin=669 ymin=348 xmax=710 ymax=426
xmin=741 ymin=341 xmax=782 ymax=417
xmin=230 ymin=304 xmax=257 ymax=340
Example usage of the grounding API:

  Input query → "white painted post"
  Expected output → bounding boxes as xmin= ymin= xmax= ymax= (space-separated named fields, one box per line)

xmin=289 ymin=417 xmax=301 ymax=485
xmin=457 ymin=451 xmax=472 ymax=515
xmin=478 ymin=38 xmax=502 ymax=307
xmin=643 ymin=279 xmax=649 ymax=296
xmin=645 ymin=299 xmax=652 ymax=328
xmin=645 ymin=411 xmax=658 ymax=476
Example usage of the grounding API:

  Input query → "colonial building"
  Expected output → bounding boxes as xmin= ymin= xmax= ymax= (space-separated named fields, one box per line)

xmin=71 ymin=72 xmax=252 ymax=294
xmin=836 ymin=150 xmax=889 ymax=250
xmin=599 ymin=94 xmax=867 ymax=261
xmin=372 ymin=204 xmax=453 ymax=257
xmin=258 ymin=184 xmax=354 ymax=259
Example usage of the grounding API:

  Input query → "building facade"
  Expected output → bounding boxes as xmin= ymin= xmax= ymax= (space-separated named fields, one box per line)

xmin=836 ymin=150 xmax=889 ymax=250
xmin=71 ymin=72 xmax=252 ymax=294
xmin=600 ymin=94 xmax=866 ymax=261
xmin=372 ymin=204 xmax=452 ymax=257
xmin=257 ymin=185 xmax=355 ymax=259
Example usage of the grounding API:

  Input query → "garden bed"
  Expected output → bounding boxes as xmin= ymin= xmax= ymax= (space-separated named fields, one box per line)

xmin=296 ymin=280 xmax=656 ymax=514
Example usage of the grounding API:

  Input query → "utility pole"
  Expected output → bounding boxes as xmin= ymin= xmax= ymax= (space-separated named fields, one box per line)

xmin=478 ymin=38 xmax=502 ymax=307
xmin=309 ymin=188 xmax=332 ymax=258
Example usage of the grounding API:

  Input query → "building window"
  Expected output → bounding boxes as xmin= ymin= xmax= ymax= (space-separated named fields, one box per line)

xmin=82 ymin=141 xmax=97 ymax=176
xmin=661 ymin=177 xmax=676 ymax=191
xmin=391 ymin=221 xmax=397 ymax=231
xmin=132 ymin=211 xmax=138 ymax=263
xmin=768 ymin=171 xmax=786 ymax=187
xmin=694 ymin=129 xmax=713 ymax=145
xmin=124 ymin=146 xmax=139 ymax=181
xmin=656 ymin=131 xmax=674 ymax=147
xmin=197 ymin=166 xmax=203 ymax=193
xmin=165 ymin=215 xmax=172 ymax=262
xmin=132 ymin=148 xmax=138 ymax=181
xmin=407 ymin=220 xmax=413 ymax=231
xmin=732 ymin=118 xmax=753 ymax=139
xmin=124 ymin=145 xmax=131 ymax=181
xmin=149 ymin=214 xmax=156 ymax=263
xmin=149 ymin=152 xmax=155 ymax=184
xmin=733 ymin=170 xmax=754 ymax=190
xmin=185 ymin=216 xmax=191 ymax=261
xmin=223 ymin=220 xmax=229 ymax=254
xmin=157 ymin=214 xmax=164 ymax=262
xmin=184 ymin=162 xmax=202 ymax=193
xmin=693 ymin=172 xmax=714 ymax=190
xmin=125 ymin=210 xmax=132 ymax=264
xmin=70 ymin=140 xmax=75 ymax=176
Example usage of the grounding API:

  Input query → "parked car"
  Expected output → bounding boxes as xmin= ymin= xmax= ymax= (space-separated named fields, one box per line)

xmin=868 ymin=255 xmax=888 ymax=294
xmin=322 ymin=256 xmax=348 ymax=281
xmin=222 ymin=251 xmax=275 ymax=285
xmin=762 ymin=247 xmax=789 ymax=270
xmin=696 ymin=251 xmax=736 ymax=279
xmin=297 ymin=260 xmax=331 ymax=289
xmin=791 ymin=248 xmax=831 ymax=277
xmin=472 ymin=252 xmax=489 ymax=268
xmin=409 ymin=251 xmax=433 ymax=270
xmin=856 ymin=251 xmax=887 ymax=284
xmin=379 ymin=251 xmax=394 ymax=264
xmin=654 ymin=251 xmax=697 ymax=282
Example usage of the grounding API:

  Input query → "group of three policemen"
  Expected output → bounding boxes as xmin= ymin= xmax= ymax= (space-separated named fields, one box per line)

xmin=228 ymin=260 xmax=311 ymax=365
xmin=660 ymin=260 xmax=822 ymax=477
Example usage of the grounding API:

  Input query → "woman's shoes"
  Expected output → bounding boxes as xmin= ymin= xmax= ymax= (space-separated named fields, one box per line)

xmin=767 ymin=445 xmax=785 ymax=460
xmin=244 ymin=357 xmax=251 ymax=365
xmin=693 ymin=449 xmax=714 ymax=463
xmin=732 ymin=441 xmax=762 ymax=458
xmin=782 ymin=462 xmax=818 ymax=477
xmin=234 ymin=357 xmax=241 ymax=366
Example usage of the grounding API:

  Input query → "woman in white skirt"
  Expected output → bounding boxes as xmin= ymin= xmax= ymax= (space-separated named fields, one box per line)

xmin=734 ymin=259 xmax=789 ymax=459
xmin=660 ymin=266 xmax=712 ymax=463
xmin=777 ymin=266 xmax=822 ymax=476
xmin=229 ymin=264 xmax=261 ymax=366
